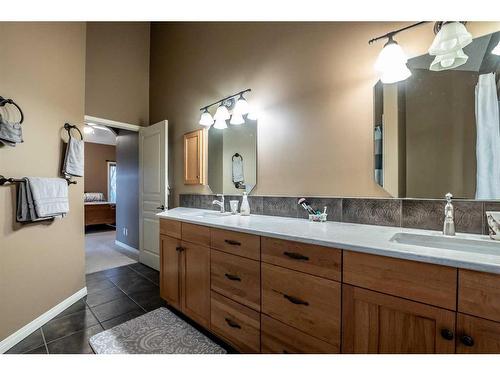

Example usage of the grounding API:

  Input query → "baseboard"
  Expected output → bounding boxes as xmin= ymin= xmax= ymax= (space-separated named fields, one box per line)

xmin=0 ymin=287 xmax=87 ymax=354
xmin=115 ymin=240 xmax=139 ymax=253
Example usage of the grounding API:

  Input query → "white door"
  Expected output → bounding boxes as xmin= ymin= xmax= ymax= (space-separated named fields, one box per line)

xmin=139 ymin=120 xmax=168 ymax=270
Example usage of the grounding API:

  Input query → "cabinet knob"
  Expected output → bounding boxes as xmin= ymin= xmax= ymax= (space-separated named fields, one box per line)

xmin=440 ymin=329 xmax=454 ymax=341
xmin=283 ymin=294 xmax=309 ymax=306
xmin=460 ymin=335 xmax=474 ymax=347
xmin=224 ymin=239 xmax=241 ymax=246
xmin=224 ymin=273 xmax=241 ymax=282
xmin=176 ymin=246 xmax=184 ymax=252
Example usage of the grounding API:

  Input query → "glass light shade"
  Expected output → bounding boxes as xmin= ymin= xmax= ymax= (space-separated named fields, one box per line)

xmin=430 ymin=48 xmax=468 ymax=71
xmin=234 ymin=96 xmax=250 ymax=115
xmin=247 ymin=110 xmax=258 ymax=121
xmin=199 ymin=110 xmax=214 ymax=127
xmin=83 ymin=126 xmax=94 ymax=134
xmin=230 ymin=113 xmax=245 ymax=125
xmin=428 ymin=22 xmax=472 ymax=56
xmin=492 ymin=41 xmax=500 ymax=56
xmin=213 ymin=118 xmax=228 ymax=129
xmin=375 ymin=40 xmax=412 ymax=84
xmin=214 ymin=105 xmax=230 ymax=120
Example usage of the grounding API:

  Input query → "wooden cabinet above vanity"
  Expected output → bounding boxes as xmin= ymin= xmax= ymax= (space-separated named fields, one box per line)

xmin=159 ymin=215 xmax=500 ymax=354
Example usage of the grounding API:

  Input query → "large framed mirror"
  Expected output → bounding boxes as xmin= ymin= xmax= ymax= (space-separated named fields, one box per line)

xmin=374 ymin=31 xmax=500 ymax=199
xmin=207 ymin=120 xmax=257 ymax=194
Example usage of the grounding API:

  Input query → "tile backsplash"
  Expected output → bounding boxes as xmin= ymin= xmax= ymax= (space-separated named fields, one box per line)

xmin=178 ymin=194 xmax=494 ymax=235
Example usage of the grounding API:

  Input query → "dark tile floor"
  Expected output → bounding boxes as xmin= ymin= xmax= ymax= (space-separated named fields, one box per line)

xmin=7 ymin=262 xmax=165 ymax=354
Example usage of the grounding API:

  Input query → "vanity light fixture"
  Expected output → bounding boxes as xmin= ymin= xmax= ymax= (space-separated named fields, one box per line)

xmin=198 ymin=88 xmax=253 ymax=129
xmin=429 ymin=22 xmax=472 ymax=71
xmin=83 ymin=125 xmax=94 ymax=135
xmin=199 ymin=107 xmax=214 ymax=127
xmin=492 ymin=40 xmax=500 ymax=56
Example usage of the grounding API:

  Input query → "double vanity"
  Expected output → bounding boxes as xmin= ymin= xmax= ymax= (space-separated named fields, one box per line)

xmin=157 ymin=207 xmax=500 ymax=354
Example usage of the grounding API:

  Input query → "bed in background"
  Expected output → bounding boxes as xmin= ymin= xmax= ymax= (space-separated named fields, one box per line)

xmin=84 ymin=192 xmax=116 ymax=226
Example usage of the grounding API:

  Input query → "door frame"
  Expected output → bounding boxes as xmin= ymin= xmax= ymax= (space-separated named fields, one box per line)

xmin=139 ymin=120 xmax=169 ymax=270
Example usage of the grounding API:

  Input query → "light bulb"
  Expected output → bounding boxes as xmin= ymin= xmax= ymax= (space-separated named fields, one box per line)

xmin=199 ymin=109 xmax=214 ymax=127
xmin=230 ymin=113 xmax=245 ymax=125
xmin=83 ymin=126 xmax=94 ymax=134
xmin=214 ymin=104 xmax=230 ymax=120
xmin=213 ymin=118 xmax=228 ymax=129
xmin=430 ymin=48 xmax=468 ymax=71
xmin=375 ymin=38 xmax=412 ymax=84
xmin=234 ymin=95 xmax=250 ymax=116
xmin=492 ymin=41 xmax=500 ymax=56
xmin=247 ymin=109 xmax=258 ymax=121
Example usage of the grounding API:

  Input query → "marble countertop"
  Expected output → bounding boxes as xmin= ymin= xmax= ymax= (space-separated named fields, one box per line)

xmin=158 ymin=207 xmax=500 ymax=274
xmin=84 ymin=201 xmax=115 ymax=205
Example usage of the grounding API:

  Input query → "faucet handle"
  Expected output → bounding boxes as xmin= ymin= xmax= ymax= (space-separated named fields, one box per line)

xmin=445 ymin=193 xmax=453 ymax=203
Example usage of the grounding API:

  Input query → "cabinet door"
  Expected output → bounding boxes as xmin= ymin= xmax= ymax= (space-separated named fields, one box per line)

xmin=181 ymin=241 xmax=211 ymax=328
xmin=342 ymin=285 xmax=456 ymax=353
xmin=160 ymin=236 xmax=181 ymax=310
xmin=184 ymin=129 xmax=204 ymax=185
xmin=457 ymin=313 xmax=500 ymax=353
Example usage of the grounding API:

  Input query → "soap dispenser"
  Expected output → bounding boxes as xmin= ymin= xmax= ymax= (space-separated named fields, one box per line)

xmin=240 ymin=192 xmax=250 ymax=216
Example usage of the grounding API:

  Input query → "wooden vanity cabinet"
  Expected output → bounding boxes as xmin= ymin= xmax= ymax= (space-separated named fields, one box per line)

xmin=342 ymin=285 xmax=456 ymax=354
xmin=160 ymin=222 xmax=211 ymax=329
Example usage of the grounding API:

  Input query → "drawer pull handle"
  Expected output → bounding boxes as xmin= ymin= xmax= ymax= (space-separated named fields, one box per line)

xmin=460 ymin=335 xmax=474 ymax=347
xmin=225 ymin=318 xmax=241 ymax=329
xmin=224 ymin=273 xmax=241 ymax=282
xmin=283 ymin=251 xmax=309 ymax=261
xmin=284 ymin=294 xmax=309 ymax=306
xmin=440 ymin=329 xmax=454 ymax=341
xmin=175 ymin=246 xmax=184 ymax=252
xmin=225 ymin=239 xmax=241 ymax=246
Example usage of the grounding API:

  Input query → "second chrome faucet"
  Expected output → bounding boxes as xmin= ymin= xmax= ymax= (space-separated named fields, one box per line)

xmin=212 ymin=194 xmax=225 ymax=213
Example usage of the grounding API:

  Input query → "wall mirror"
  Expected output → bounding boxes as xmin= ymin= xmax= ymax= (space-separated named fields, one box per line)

xmin=207 ymin=120 xmax=257 ymax=194
xmin=374 ymin=31 xmax=500 ymax=199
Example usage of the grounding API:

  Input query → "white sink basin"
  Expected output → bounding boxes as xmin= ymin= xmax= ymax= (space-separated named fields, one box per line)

xmin=180 ymin=210 xmax=232 ymax=218
xmin=390 ymin=232 xmax=500 ymax=255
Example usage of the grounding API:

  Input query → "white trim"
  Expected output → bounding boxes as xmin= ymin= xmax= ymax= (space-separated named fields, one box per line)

xmin=115 ymin=240 xmax=139 ymax=253
xmin=84 ymin=115 xmax=141 ymax=132
xmin=0 ymin=287 xmax=87 ymax=354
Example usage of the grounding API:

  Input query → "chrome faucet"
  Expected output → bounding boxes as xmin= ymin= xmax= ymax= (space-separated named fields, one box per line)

xmin=212 ymin=194 xmax=225 ymax=213
xmin=443 ymin=193 xmax=455 ymax=236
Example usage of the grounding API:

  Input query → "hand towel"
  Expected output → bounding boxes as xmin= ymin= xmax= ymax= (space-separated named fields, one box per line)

xmin=232 ymin=155 xmax=244 ymax=184
xmin=27 ymin=177 xmax=69 ymax=218
xmin=62 ymin=137 xmax=84 ymax=177
xmin=0 ymin=113 xmax=23 ymax=147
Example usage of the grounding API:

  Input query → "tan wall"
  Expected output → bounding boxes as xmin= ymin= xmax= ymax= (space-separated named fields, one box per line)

xmin=149 ymin=22 xmax=500 ymax=205
xmin=84 ymin=143 xmax=116 ymax=200
xmin=0 ymin=22 xmax=86 ymax=340
xmin=85 ymin=22 xmax=150 ymax=126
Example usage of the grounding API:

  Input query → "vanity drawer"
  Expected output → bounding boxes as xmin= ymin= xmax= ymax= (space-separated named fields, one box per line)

xmin=182 ymin=222 xmax=210 ymax=247
xmin=261 ymin=263 xmax=341 ymax=346
xmin=211 ymin=228 xmax=260 ymax=261
xmin=261 ymin=314 xmax=339 ymax=354
xmin=343 ymin=251 xmax=457 ymax=310
xmin=261 ymin=237 xmax=341 ymax=281
xmin=210 ymin=291 xmax=260 ymax=353
xmin=211 ymin=249 xmax=261 ymax=311
xmin=160 ymin=218 xmax=181 ymax=239
xmin=459 ymin=269 xmax=500 ymax=322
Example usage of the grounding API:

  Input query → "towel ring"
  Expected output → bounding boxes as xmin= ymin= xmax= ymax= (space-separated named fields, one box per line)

xmin=64 ymin=123 xmax=83 ymax=141
xmin=232 ymin=153 xmax=243 ymax=161
xmin=0 ymin=96 xmax=24 ymax=124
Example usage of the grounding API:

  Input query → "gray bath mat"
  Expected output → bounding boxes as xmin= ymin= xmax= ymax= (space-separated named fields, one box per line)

xmin=89 ymin=307 xmax=226 ymax=354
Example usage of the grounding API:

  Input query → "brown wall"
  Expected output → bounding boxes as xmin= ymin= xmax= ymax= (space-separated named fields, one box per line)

xmin=85 ymin=22 xmax=150 ymax=126
xmin=149 ymin=22 xmax=500 ymax=205
xmin=0 ymin=22 xmax=86 ymax=341
xmin=84 ymin=143 xmax=116 ymax=200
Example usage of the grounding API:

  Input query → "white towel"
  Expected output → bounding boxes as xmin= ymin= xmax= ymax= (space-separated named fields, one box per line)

xmin=63 ymin=137 xmax=84 ymax=177
xmin=27 ymin=177 xmax=69 ymax=217
xmin=475 ymin=73 xmax=500 ymax=199
xmin=232 ymin=156 xmax=244 ymax=183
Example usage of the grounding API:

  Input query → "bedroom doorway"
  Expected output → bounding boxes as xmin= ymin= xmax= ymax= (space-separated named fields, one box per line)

xmin=83 ymin=117 xmax=140 ymax=274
